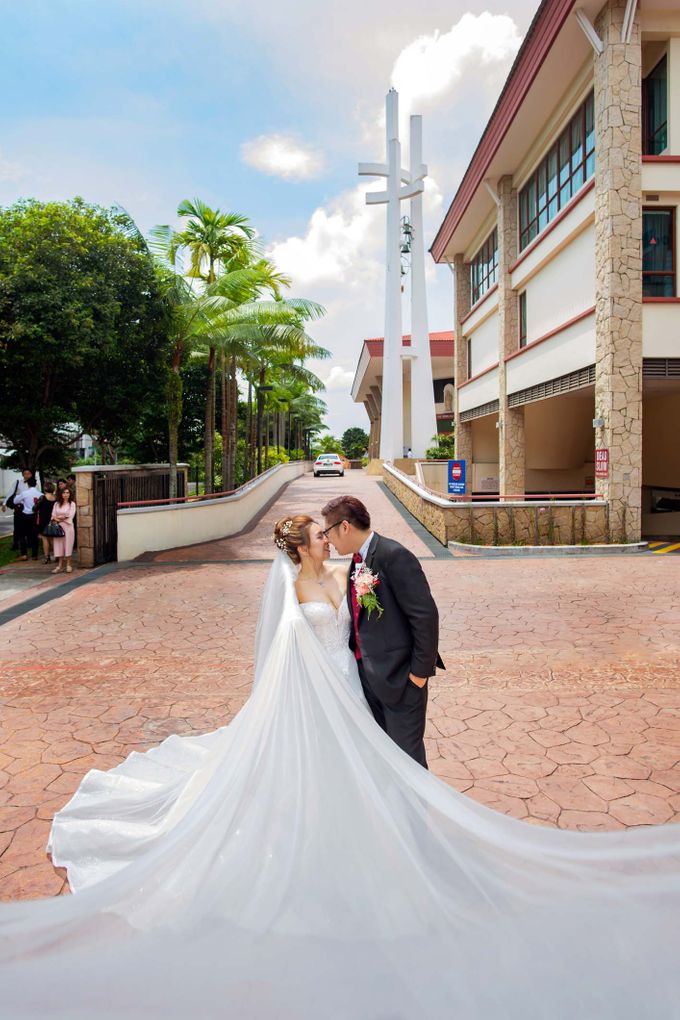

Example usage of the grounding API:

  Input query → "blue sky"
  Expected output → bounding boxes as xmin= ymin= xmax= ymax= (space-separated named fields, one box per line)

xmin=0 ymin=0 xmax=537 ymax=436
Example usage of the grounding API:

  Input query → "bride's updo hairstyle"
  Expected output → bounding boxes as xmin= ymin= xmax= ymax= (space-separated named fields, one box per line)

xmin=273 ymin=515 xmax=315 ymax=564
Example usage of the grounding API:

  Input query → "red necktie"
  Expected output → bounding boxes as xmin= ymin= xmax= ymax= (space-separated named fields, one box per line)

xmin=351 ymin=553 xmax=362 ymax=661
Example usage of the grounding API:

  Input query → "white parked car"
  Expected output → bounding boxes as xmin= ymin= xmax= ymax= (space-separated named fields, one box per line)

xmin=313 ymin=454 xmax=345 ymax=477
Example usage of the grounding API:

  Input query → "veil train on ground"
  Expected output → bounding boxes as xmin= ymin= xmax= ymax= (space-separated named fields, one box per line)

xmin=1 ymin=552 xmax=680 ymax=1018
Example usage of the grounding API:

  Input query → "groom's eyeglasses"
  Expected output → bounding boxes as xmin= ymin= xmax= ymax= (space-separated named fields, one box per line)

xmin=322 ymin=520 xmax=346 ymax=538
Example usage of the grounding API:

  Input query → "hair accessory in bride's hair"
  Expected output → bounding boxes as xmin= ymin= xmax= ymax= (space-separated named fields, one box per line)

xmin=274 ymin=519 xmax=293 ymax=550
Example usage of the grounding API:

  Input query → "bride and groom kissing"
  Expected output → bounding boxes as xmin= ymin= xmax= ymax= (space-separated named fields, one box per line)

xmin=277 ymin=494 xmax=445 ymax=769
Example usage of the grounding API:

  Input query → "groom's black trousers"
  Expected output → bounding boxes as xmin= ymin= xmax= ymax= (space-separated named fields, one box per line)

xmin=358 ymin=662 xmax=429 ymax=769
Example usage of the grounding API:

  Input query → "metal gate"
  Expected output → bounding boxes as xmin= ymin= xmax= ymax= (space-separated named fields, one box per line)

xmin=93 ymin=469 xmax=186 ymax=564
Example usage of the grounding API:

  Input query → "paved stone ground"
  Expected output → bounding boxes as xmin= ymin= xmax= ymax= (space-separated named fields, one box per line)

xmin=1 ymin=471 xmax=680 ymax=902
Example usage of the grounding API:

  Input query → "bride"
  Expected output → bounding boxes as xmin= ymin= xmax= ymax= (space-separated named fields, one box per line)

xmin=2 ymin=514 xmax=680 ymax=1019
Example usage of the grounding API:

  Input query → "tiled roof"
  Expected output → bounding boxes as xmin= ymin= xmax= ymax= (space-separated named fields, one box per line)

xmin=364 ymin=331 xmax=455 ymax=357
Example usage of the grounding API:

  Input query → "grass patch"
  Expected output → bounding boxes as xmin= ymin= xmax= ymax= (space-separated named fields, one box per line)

xmin=0 ymin=534 xmax=20 ymax=568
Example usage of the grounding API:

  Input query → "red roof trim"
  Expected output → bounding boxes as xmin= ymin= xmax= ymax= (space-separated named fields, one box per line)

xmin=364 ymin=331 xmax=455 ymax=358
xmin=430 ymin=0 xmax=575 ymax=263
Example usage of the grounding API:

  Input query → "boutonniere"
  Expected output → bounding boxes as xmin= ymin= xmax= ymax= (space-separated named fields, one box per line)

xmin=353 ymin=563 xmax=383 ymax=619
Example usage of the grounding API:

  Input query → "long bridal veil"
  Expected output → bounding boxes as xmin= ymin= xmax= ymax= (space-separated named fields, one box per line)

xmin=2 ymin=552 xmax=680 ymax=1018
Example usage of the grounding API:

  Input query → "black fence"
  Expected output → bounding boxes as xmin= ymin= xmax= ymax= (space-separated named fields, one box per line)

xmin=93 ymin=469 xmax=186 ymax=564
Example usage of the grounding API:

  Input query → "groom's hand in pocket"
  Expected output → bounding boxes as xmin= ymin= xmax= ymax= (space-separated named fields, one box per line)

xmin=408 ymin=673 xmax=428 ymax=688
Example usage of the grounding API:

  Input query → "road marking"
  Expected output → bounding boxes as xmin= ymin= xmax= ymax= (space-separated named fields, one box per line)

xmin=652 ymin=542 xmax=680 ymax=554
xmin=648 ymin=542 xmax=665 ymax=548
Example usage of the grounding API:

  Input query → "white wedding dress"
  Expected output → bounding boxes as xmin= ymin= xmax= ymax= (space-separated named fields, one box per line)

xmin=2 ymin=553 xmax=680 ymax=1019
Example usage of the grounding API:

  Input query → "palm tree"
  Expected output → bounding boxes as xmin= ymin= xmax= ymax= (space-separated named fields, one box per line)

xmin=149 ymin=227 xmax=263 ymax=497
xmin=162 ymin=199 xmax=256 ymax=492
xmin=152 ymin=201 xmax=329 ymax=493
xmin=200 ymin=294 xmax=327 ymax=486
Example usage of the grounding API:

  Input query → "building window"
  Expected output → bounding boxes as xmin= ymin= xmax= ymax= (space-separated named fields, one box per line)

xmin=643 ymin=208 xmax=675 ymax=297
xmin=643 ymin=55 xmax=667 ymax=156
xmin=518 ymin=292 xmax=527 ymax=348
xmin=466 ymin=337 xmax=472 ymax=379
xmin=519 ymin=92 xmax=595 ymax=251
xmin=469 ymin=227 xmax=498 ymax=306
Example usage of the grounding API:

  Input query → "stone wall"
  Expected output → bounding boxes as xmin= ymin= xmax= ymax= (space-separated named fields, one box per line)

xmin=384 ymin=468 xmax=609 ymax=547
xmin=74 ymin=471 xmax=94 ymax=567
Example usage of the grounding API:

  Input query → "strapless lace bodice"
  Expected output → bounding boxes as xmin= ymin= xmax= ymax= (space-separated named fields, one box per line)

xmin=299 ymin=600 xmax=352 ymax=677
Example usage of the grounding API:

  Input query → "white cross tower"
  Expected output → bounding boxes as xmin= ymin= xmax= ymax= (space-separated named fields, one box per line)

xmin=359 ymin=88 xmax=437 ymax=461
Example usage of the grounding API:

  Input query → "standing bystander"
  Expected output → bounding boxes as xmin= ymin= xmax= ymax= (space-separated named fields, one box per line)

xmin=36 ymin=482 xmax=57 ymax=563
xmin=12 ymin=475 xmax=42 ymax=560
xmin=51 ymin=486 xmax=77 ymax=573
xmin=2 ymin=469 xmax=35 ymax=551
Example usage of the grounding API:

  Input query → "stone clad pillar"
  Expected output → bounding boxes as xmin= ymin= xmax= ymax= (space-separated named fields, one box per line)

xmin=369 ymin=386 xmax=382 ymax=459
xmin=497 ymin=175 xmax=525 ymax=497
xmin=594 ymin=0 xmax=643 ymax=541
xmin=74 ymin=469 xmax=95 ymax=568
xmin=453 ymin=253 xmax=472 ymax=493
xmin=364 ymin=401 xmax=378 ymax=458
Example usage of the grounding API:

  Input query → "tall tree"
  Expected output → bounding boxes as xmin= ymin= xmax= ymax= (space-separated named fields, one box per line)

xmin=342 ymin=427 xmax=369 ymax=459
xmin=149 ymin=224 xmax=261 ymax=496
xmin=159 ymin=199 xmax=255 ymax=492
xmin=0 ymin=199 xmax=170 ymax=473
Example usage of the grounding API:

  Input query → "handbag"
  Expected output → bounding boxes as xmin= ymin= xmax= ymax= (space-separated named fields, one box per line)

xmin=44 ymin=520 xmax=65 ymax=538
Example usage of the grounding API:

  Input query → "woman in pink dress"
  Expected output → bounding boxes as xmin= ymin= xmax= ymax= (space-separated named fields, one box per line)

xmin=51 ymin=485 xmax=77 ymax=573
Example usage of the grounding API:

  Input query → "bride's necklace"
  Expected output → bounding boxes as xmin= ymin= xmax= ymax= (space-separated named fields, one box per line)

xmin=299 ymin=568 xmax=329 ymax=588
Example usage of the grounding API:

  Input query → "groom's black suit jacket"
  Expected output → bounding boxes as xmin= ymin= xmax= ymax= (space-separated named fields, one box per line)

xmin=346 ymin=532 xmax=444 ymax=706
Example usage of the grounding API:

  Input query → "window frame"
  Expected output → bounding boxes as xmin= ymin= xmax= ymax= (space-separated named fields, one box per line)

xmin=519 ymin=92 xmax=595 ymax=252
xmin=642 ymin=54 xmax=668 ymax=157
xmin=469 ymin=227 xmax=498 ymax=306
xmin=518 ymin=292 xmax=527 ymax=348
xmin=642 ymin=206 xmax=676 ymax=298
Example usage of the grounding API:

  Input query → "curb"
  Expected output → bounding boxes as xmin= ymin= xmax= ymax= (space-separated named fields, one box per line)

xmin=448 ymin=540 xmax=648 ymax=557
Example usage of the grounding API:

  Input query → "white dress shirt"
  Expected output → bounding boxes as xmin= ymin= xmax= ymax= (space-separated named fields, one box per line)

xmin=13 ymin=486 xmax=42 ymax=515
xmin=357 ymin=531 xmax=375 ymax=563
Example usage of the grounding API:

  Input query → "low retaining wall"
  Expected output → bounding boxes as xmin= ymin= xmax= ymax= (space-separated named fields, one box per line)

xmin=384 ymin=465 xmax=609 ymax=547
xmin=117 ymin=461 xmax=310 ymax=560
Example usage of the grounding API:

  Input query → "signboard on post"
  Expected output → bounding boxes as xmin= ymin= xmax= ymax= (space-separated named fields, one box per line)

xmin=595 ymin=449 xmax=609 ymax=479
xmin=448 ymin=459 xmax=466 ymax=495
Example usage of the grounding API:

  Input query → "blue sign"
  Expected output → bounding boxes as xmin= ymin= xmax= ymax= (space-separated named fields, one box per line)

xmin=447 ymin=459 xmax=466 ymax=495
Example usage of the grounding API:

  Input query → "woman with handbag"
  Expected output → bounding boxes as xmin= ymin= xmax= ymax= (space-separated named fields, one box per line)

xmin=49 ymin=485 xmax=76 ymax=574
xmin=36 ymin=482 xmax=58 ymax=563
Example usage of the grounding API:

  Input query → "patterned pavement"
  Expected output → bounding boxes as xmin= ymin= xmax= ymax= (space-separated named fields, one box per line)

xmin=1 ymin=470 xmax=680 ymax=901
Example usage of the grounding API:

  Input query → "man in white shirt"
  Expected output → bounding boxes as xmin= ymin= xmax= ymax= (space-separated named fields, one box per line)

xmin=2 ymin=469 xmax=36 ymax=551
xmin=6 ymin=473 xmax=41 ymax=560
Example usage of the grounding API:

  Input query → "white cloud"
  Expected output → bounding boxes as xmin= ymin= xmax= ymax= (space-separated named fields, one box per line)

xmin=240 ymin=133 xmax=325 ymax=181
xmin=391 ymin=13 xmax=522 ymax=114
xmin=323 ymin=366 xmax=356 ymax=391
xmin=267 ymin=183 xmax=380 ymax=285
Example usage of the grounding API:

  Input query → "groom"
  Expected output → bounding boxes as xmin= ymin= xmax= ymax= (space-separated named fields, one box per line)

xmin=321 ymin=495 xmax=444 ymax=768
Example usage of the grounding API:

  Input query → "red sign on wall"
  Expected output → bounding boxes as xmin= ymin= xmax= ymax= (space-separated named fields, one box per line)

xmin=595 ymin=449 xmax=609 ymax=478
